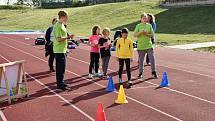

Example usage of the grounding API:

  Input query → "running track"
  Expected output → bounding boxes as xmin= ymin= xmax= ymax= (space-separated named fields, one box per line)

xmin=0 ymin=34 xmax=215 ymax=121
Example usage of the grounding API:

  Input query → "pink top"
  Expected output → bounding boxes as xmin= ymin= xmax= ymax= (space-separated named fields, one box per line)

xmin=89 ymin=35 xmax=100 ymax=53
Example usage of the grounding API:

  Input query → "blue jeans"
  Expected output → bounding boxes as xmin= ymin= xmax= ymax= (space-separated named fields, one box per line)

xmin=55 ymin=53 xmax=66 ymax=88
xmin=101 ymin=56 xmax=110 ymax=76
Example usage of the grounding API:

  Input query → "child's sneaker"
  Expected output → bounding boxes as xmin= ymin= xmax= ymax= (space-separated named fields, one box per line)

xmin=138 ymin=73 xmax=143 ymax=79
xmin=126 ymin=80 xmax=133 ymax=89
xmin=119 ymin=78 xmax=123 ymax=84
xmin=95 ymin=73 xmax=102 ymax=78
xmin=152 ymin=71 xmax=158 ymax=79
xmin=146 ymin=62 xmax=151 ymax=66
xmin=92 ymin=69 xmax=95 ymax=75
xmin=88 ymin=74 xmax=93 ymax=79
xmin=103 ymin=75 xmax=109 ymax=80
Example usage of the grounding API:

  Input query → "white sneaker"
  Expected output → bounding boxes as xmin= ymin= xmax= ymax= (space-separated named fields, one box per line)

xmin=88 ymin=74 xmax=93 ymax=79
xmin=95 ymin=73 xmax=102 ymax=77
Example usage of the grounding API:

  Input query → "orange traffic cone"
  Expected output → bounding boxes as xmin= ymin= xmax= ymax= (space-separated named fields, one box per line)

xmin=115 ymin=85 xmax=128 ymax=104
xmin=96 ymin=102 xmax=107 ymax=121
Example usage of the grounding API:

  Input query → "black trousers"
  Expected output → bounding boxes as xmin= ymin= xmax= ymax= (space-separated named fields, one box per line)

xmin=55 ymin=53 xmax=66 ymax=88
xmin=89 ymin=52 xmax=100 ymax=74
xmin=49 ymin=53 xmax=55 ymax=70
xmin=118 ymin=58 xmax=131 ymax=81
xmin=146 ymin=54 xmax=150 ymax=64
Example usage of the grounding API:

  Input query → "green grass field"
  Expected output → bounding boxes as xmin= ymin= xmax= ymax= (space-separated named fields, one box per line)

xmin=0 ymin=0 xmax=215 ymax=45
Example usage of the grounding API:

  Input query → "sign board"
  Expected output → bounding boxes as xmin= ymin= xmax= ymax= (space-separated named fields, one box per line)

xmin=0 ymin=60 xmax=28 ymax=104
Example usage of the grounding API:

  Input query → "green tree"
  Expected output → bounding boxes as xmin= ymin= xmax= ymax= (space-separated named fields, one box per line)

xmin=17 ymin=0 xmax=24 ymax=5
xmin=32 ymin=0 xmax=40 ymax=6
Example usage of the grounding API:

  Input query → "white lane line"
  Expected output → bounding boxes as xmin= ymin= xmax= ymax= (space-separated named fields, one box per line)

xmin=27 ymin=73 xmax=95 ymax=121
xmin=0 ymin=39 xmax=183 ymax=121
xmin=130 ymin=85 xmax=157 ymax=90
xmin=0 ymin=110 xmax=7 ymax=121
xmin=0 ymin=54 xmax=94 ymax=121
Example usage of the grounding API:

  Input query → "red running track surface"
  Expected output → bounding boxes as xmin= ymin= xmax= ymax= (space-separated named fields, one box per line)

xmin=0 ymin=34 xmax=215 ymax=121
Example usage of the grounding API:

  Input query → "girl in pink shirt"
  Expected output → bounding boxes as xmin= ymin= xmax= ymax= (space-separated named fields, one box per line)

xmin=88 ymin=26 xmax=102 ymax=79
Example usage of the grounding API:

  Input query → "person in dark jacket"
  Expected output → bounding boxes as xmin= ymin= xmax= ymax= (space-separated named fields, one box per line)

xmin=45 ymin=18 xmax=57 ymax=72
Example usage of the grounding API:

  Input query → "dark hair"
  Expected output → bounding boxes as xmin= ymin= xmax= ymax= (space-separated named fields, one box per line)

xmin=92 ymin=26 xmax=100 ymax=35
xmin=121 ymin=28 xmax=129 ymax=34
xmin=58 ymin=10 xmax=68 ymax=19
xmin=114 ymin=30 xmax=122 ymax=40
xmin=147 ymin=13 xmax=155 ymax=24
xmin=52 ymin=18 xmax=57 ymax=24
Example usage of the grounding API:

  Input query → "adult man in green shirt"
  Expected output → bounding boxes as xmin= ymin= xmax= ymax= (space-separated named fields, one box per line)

xmin=53 ymin=10 xmax=74 ymax=91
xmin=134 ymin=13 xmax=158 ymax=79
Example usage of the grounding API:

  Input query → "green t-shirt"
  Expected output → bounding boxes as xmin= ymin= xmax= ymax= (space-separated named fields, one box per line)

xmin=53 ymin=22 xmax=68 ymax=53
xmin=134 ymin=23 xmax=154 ymax=50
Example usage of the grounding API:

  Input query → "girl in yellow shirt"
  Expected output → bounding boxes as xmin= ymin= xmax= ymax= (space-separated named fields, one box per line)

xmin=116 ymin=28 xmax=134 ymax=88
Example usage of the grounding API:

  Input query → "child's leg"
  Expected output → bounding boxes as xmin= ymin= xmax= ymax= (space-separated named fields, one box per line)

xmin=89 ymin=52 xmax=95 ymax=74
xmin=104 ymin=56 xmax=110 ymax=76
xmin=94 ymin=53 xmax=100 ymax=73
xmin=101 ymin=57 xmax=106 ymax=75
xmin=125 ymin=58 xmax=131 ymax=81
xmin=146 ymin=54 xmax=150 ymax=64
xmin=55 ymin=53 xmax=66 ymax=88
xmin=49 ymin=52 xmax=55 ymax=71
xmin=118 ymin=58 xmax=124 ymax=80
xmin=138 ymin=50 xmax=146 ymax=75
xmin=147 ymin=48 xmax=156 ymax=72
xmin=151 ymin=37 xmax=155 ymax=44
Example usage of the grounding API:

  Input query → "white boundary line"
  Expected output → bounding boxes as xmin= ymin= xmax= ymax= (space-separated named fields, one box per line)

xmin=0 ymin=38 xmax=183 ymax=121
xmin=0 ymin=54 xmax=95 ymax=121
xmin=0 ymin=110 xmax=7 ymax=121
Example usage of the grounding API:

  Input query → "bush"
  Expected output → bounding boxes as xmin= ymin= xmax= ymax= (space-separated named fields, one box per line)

xmin=71 ymin=0 xmax=89 ymax=7
xmin=41 ymin=1 xmax=72 ymax=9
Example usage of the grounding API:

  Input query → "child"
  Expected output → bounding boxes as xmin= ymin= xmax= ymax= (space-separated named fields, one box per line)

xmin=116 ymin=28 xmax=133 ymax=88
xmin=146 ymin=13 xmax=157 ymax=65
xmin=45 ymin=17 xmax=57 ymax=72
xmin=53 ymin=10 xmax=74 ymax=91
xmin=98 ymin=28 xmax=111 ymax=79
xmin=88 ymin=26 xmax=101 ymax=79
xmin=113 ymin=30 xmax=122 ymax=47
xmin=134 ymin=13 xmax=158 ymax=79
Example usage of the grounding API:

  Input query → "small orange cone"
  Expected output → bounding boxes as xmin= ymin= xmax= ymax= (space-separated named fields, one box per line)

xmin=115 ymin=85 xmax=128 ymax=104
xmin=96 ymin=102 xmax=107 ymax=121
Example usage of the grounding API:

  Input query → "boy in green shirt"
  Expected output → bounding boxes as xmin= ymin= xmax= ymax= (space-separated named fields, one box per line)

xmin=134 ymin=13 xmax=158 ymax=79
xmin=53 ymin=10 xmax=74 ymax=91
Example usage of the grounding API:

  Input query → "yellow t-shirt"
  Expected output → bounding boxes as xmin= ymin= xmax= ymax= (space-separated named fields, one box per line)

xmin=116 ymin=38 xmax=133 ymax=59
